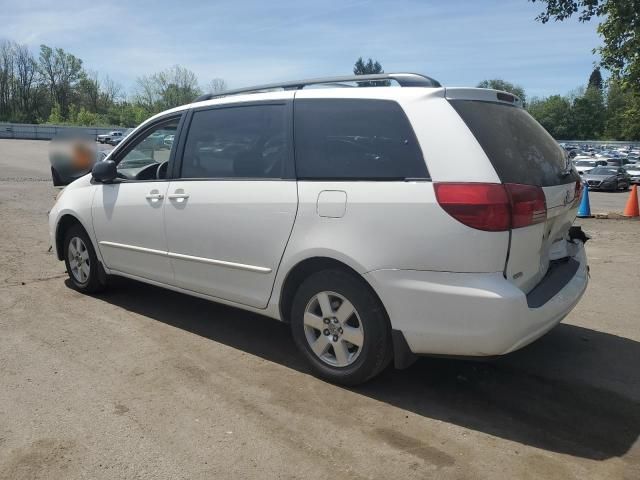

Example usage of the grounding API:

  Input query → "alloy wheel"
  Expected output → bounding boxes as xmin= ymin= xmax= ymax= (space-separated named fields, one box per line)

xmin=68 ymin=236 xmax=90 ymax=283
xmin=303 ymin=291 xmax=364 ymax=367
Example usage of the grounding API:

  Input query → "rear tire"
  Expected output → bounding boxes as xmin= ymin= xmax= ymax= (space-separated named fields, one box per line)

xmin=63 ymin=224 xmax=107 ymax=294
xmin=290 ymin=269 xmax=392 ymax=385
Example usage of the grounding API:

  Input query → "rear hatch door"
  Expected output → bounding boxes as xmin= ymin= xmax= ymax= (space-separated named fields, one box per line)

xmin=448 ymin=91 xmax=580 ymax=293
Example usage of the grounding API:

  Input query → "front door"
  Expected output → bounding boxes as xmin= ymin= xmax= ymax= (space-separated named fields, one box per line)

xmin=164 ymin=100 xmax=297 ymax=308
xmin=92 ymin=116 xmax=181 ymax=284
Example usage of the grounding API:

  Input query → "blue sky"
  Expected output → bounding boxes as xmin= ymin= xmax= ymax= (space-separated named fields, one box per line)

xmin=1 ymin=0 xmax=602 ymax=98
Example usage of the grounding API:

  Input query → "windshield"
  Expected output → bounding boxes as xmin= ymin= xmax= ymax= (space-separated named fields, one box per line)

xmin=117 ymin=120 xmax=179 ymax=172
xmin=575 ymin=160 xmax=596 ymax=167
xmin=590 ymin=167 xmax=617 ymax=175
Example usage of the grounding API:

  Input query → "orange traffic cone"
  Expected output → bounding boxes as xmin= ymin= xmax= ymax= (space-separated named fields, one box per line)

xmin=623 ymin=185 xmax=640 ymax=217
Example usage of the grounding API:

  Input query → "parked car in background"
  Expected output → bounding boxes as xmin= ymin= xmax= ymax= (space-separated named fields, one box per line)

xmin=606 ymin=158 xmax=630 ymax=167
xmin=107 ymin=128 xmax=135 ymax=146
xmin=623 ymin=163 xmax=640 ymax=184
xmin=164 ymin=134 xmax=175 ymax=148
xmin=573 ymin=159 xmax=607 ymax=175
xmin=49 ymin=73 xmax=589 ymax=385
xmin=582 ymin=166 xmax=631 ymax=191
xmin=96 ymin=131 xmax=123 ymax=144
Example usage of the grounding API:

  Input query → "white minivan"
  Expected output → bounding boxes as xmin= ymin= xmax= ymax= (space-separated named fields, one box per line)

xmin=49 ymin=73 xmax=589 ymax=385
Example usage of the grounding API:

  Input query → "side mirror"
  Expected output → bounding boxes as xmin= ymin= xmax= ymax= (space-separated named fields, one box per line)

xmin=92 ymin=159 xmax=117 ymax=183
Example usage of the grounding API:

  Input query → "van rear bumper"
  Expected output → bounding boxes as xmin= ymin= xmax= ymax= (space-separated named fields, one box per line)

xmin=365 ymin=242 xmax=588 ymax=357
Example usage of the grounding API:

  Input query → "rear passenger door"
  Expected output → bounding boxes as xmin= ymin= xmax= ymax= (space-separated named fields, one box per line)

xmin=164 ymin=97 xmax=297 ymax=308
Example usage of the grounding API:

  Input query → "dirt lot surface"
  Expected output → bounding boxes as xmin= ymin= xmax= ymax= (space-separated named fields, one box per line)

xmin=588 ymin=190 xmax=633 ymax=215
xmin=1 ymin=139 xmax=639 ymax=479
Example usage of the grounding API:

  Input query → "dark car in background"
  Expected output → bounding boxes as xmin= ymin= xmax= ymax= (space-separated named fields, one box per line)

xmin=582 ymin=166 xmax=631 ymax=191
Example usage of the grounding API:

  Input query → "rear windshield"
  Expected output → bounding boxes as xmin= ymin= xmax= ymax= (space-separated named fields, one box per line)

xmin=450 ymin=100 xmax=579 ymax=186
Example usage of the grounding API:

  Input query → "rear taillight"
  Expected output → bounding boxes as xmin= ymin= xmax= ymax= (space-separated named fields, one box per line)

xmin=506 ymin=183 xmax=547 ymax=228
xmin=434 ymin=183 xmax=547 ymax=232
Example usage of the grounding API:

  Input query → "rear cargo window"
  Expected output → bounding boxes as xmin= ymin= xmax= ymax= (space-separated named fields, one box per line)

xmin=294 ymin=99 xmax=428 ymax=180
xmin=450 ymin=100 xmax=578 ymax=186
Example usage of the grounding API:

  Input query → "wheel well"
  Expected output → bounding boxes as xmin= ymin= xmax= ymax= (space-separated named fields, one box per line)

xmin=55 ymin=215 xmax=83 ymax=260
xmin=278 ymin=257 xmax=387 ymax=324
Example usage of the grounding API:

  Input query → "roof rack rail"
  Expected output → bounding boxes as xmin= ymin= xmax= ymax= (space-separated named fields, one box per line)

xmin=193 ymin=73 xmax=441 ymax=103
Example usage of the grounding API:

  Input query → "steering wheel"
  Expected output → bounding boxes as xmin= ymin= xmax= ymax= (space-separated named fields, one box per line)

xmin=156 ymin=161 xmax=169 ymax=180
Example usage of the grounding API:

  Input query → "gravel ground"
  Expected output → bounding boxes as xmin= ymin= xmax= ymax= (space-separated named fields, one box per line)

xmin=0 ymin=139 xmax=639 ymax=479
xmin=587 ymin=190 xmax=634 ymax=215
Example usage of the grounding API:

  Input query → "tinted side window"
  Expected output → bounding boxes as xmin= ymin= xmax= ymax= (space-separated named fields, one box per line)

xmin=294 ymin=99 xmax=428 ymax=180
xmin=181 ymin=104 xmax=288 ymax=179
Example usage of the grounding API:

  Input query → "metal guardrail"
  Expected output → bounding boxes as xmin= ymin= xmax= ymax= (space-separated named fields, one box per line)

xmin=0 ymin=123 xmax=123 ymax=141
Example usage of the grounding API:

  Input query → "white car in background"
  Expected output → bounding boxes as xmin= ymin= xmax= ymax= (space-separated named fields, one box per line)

xmin=96 ymin=130 xmax=123 ymax=144
xmin=624 ymin=163 xmax=640 ymax=184
xmin=49 ymin=73 xmax=589 ymax=385
xmin=573 ymin=159 xmax=608 ymax=175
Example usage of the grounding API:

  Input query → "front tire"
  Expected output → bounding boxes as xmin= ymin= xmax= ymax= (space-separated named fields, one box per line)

xmin=63 ymin=224 xmax=107 ymax=293
xmin=290 ymin=269 xmax=392 ymax=385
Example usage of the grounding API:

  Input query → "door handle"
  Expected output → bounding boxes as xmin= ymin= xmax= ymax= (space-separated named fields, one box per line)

xmin=145 ymin=193 xmax=164 ymax=201
xmin=168 ymin=193 xmax=190 ymax=200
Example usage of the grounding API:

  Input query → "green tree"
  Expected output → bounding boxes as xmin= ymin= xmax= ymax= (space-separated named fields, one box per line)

xmin=605 ymin=80 xmax=640 ymax=140
xmin=588 ymin=67 xmax=603 ymax=90
xmin=605 ymin=79 xmax=627 ymax=139
xmin=13 ymin=43 xmax=40 ymax=123
xmin=112 ymin=102 xmax=150 ymax=127
xmin=0 ymin=41 xmax=15 ymax=120
xmin=77 ymin=72 xmax=100 ymax=113
xmin=353 ymin=57 xmax=384 ymax=75
xmin=530 ymin=1 xmax=640 ymax=89
xmin=135 ymin=65 xmax=201 ymax=114
xmin=46 ymin=104 xmax=63 ymax=124
xmin=527 ymin=95 xmax=573 ymax=138
xmin=618 ymin=93 xmax=640 ymax=139
xmin=353 ymin=57 xmax=387 ymax=86
xmin=477 ymin=79 xmax=527 ymax=104
xmin=73 ymin=107 xmax=106 ymax=126
xmin=206 ymin=78 xmax=227 ymax=94
xmin=38 ymin=45 xmax=84 ymax=120
xmin=571 ymin=89 xmax=605 ymax=139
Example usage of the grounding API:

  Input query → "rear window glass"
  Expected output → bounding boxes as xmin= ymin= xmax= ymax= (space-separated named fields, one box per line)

xmin=294 ymin=99 xmax=428 ymax=180
xmin=450 ymin=100 xmax=579 ymax=186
